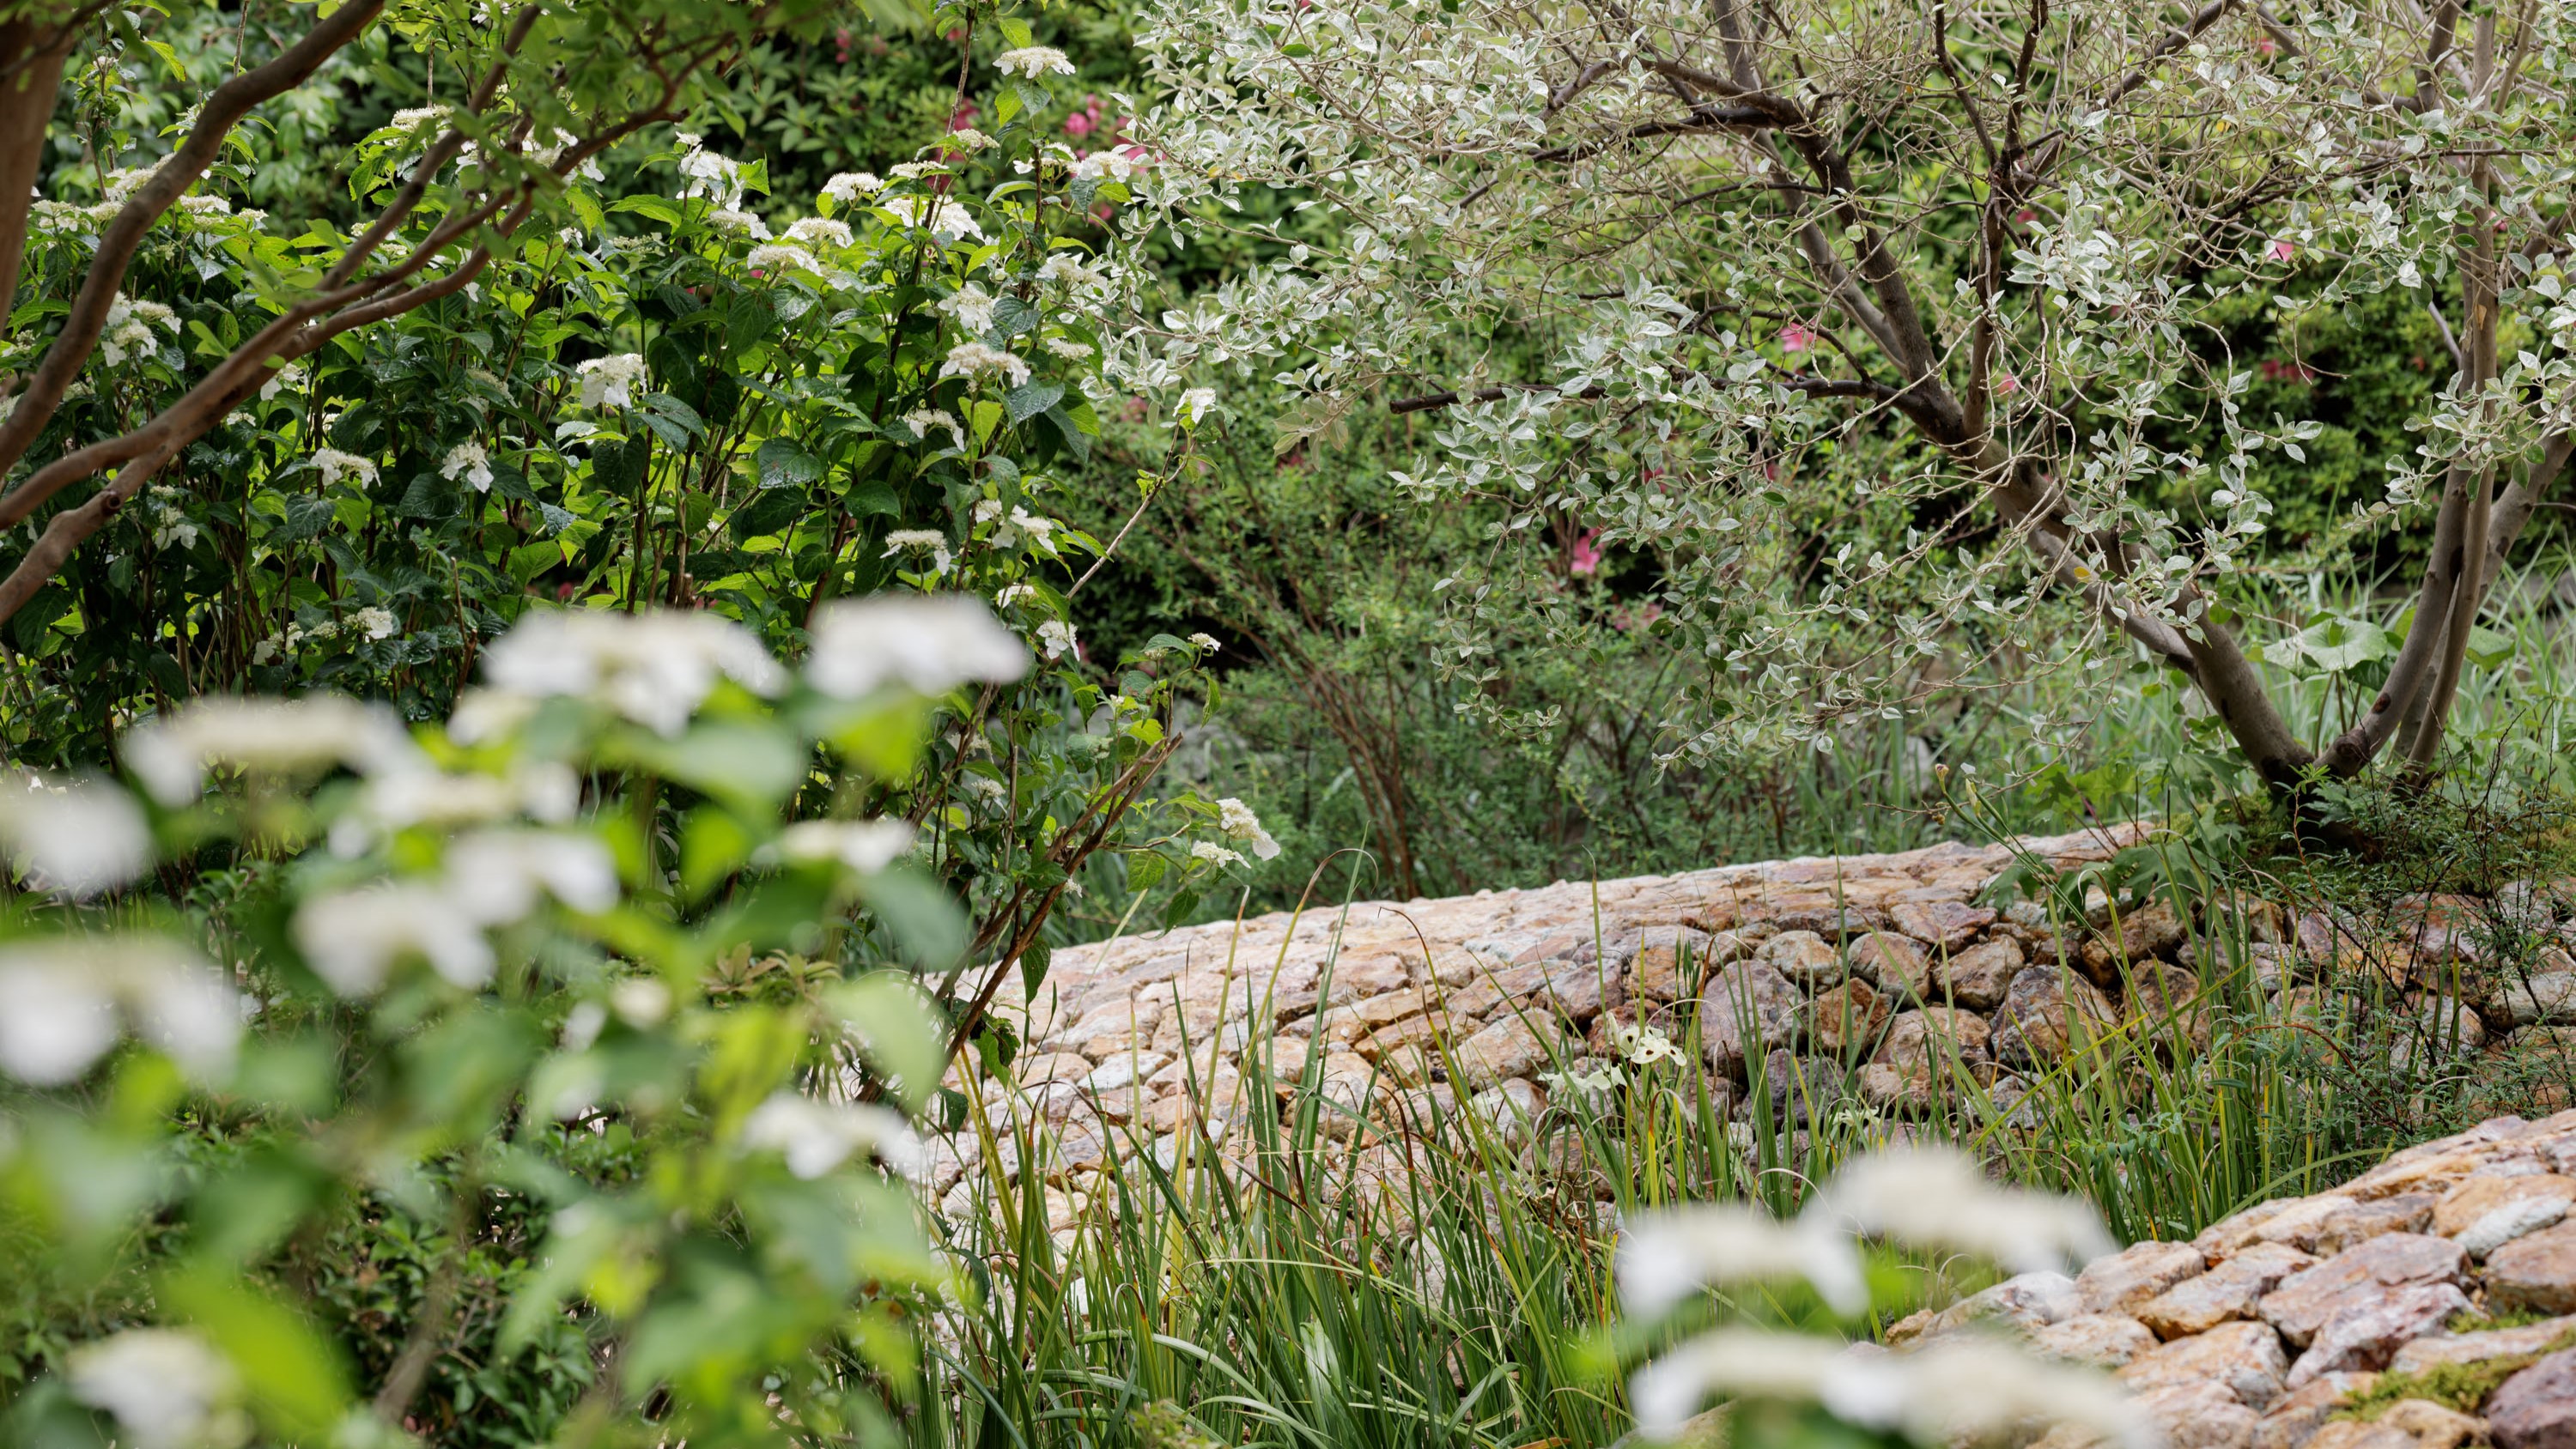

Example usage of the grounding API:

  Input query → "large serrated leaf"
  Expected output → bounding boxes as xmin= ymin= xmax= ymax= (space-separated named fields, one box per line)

xmin=1003 ymin=380 xmax=1064 ymax=426
xmin=755 ymin=438 xmax=823 ymax=489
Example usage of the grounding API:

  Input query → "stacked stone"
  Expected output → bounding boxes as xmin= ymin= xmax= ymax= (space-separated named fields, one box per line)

xmin=1895 ymin=1113 xmax=2576 ymax=1449
xmin=921 ymin=825 xmax=2576 ymax=1235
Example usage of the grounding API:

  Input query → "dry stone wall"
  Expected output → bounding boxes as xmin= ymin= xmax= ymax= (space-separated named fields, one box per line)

xmin=926 ymin=824 xmax=2576 ymax=1228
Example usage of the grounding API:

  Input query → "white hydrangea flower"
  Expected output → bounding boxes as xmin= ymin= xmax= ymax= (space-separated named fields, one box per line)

xmin=1617 ymin=1203 xmax=1866 ymax=1319
xmin=708 ymin=205 xmax=771 ymax=238
xmin=66 ymin=1329 xmax=249 ymax=1449
xmin=900 ymin=407 xmax=966 ymax=451
xmin=876 ymin=194 xmax=985 ymax=244
xmin=820 ymin=172 xmax=882 ymax=205
xmin=674 ymin=133 xmax=744 ymax=206
xmin=783 ymin=215 xmax=854 ymax=247
xmin=939 ymin=341 xmax=1031 ymax=390
xmin=441 ymin=440 xmax=494 ymax=492
xmin=995 ymin=584 xmax=1039 ymax=609
xmin=349 ymin=605 xmax=398 ymax=640
xmin=1070 ymin=149 xmax=1143 ymax=184
xmin=1808 ymin=1145 xmax=2114 ymax=1275
xmin=1042 ymin=337 xmax=1092 ymax=360
xmin=881 ymin=528 xmax=953 ymax=573
xmin=442 ymin=828 xmax=620 ymax=925
xmin=121 ymin=695 xmax=419 ymax=804
xmin=886 ymin=161 xmax=949 ymax=183
xmin=943 ymin=127 xmax=995 ymax=152
xmin=1177 ymin=386 xmax=1218 ymax=426
xmin=1188 ymin=632 xmax=1221 ymax=652
xmin=293 ymin=882 xmax=495 ymax=995
xmin=1036 ymin=252 xmax=1099 ymax=288
xmin=1037 ymin=619 xmax=1076 ymax=660
xmin=746 ymin=242 xmax=819 ymax=274
xmin=1189 ymin=840 xmax=1245 ymax=867
xmin=938 ymin=282 xmax=999 ymax=336
xmin=576 ymin=353 xmax=647 ymax=409
xmin=480 ymin=607 xmax=788 ymax=737
xmin=776 ymin=818 xmax=915 ymax=873
xmin=740 ymin=1090 xmax=923 ymax=1179
xmin=173 ymin=193 xmax=231 ymax=217
xmin=0 ymin=937 xmax=244 ymax=1085
xmin=993 ymin=45 xmax=1074 ymax=78
xmin=388 ymin=105 xmax=451 ymax=134
xmin=312 ymin=447 xmax=379 ymax=488
xmin=805 ymin=594 xmax=1029 ymax=699
xmin=0 ymin=773 xmax=151 ymax=897
xmin=1214 ymin=797 xmax=1280 ymax=859
xmin=258 ymin=361 xmax=305 ymax=401
xmin=99 ymin=294 xmax=179 ymax=367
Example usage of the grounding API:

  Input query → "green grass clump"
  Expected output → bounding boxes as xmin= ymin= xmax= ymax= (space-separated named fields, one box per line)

xmin=2331 ymin=1326 xmax=2576 ymax=1420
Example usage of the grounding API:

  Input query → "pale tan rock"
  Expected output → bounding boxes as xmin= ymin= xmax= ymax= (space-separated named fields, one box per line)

xmin=1850 ymin=931 xmax=1936 ymax=999
xmin=2138 ymin=1243 xmax=2319 ymax=1339
xmin=2030 ymin=1313 xmax=2160 ymax=1367
xmin=2251 ymin=1373 xmax=2381 ymax=1449
xmin=2132 ymin=1381 xmax=2263 ymax=1449
xmin=2120 ymin=1320 xmax=2291 ymax=1408
xmin=2258 ymin=1234 xmax=2467 ymax=1347
xmin=2389 ymin=1314 xmax=2576 ymax=1375
xmin=1994 ymin=966 xmax=2119 ymax=1070
xmin=2487 ymin=1347 xmax=2576 ymax=1449
xmin=1018 ymin=1051 xmax=1097 ymax=1085
xmin=1756 ymin=930 xmax=1844 ymax=985
xmin=2433 ymin=1174 xmax=2576 ymax=1258
xmin=2373 ymin=1399 xmax=2488 ymax=1449
xmin=2083 ymin=900 xmax=2189 ymax=979
xmin=1807 ymin=978 xmax=1888 ymax=1058
xmin=1698 ymin=956 xmax=1803 ymax=1077
xmin=2302 ymin=1420 xmax=2419 ymax=1449
xmin=2316 ymin=1195 xmax=2439 ymax=1255
xmin=1453 ymin=1015 xmax=1564 ymax=1092
xmin=2487 ymin=1220 xmax=2576 ymax=1316
xmin=2285 ymin=1282 xmax=2472 ymax=1388
xmin=1892 ymin=900 xmax=1996 ymax=953
xmin=1941 ymin=936 xmax=2026 ymax=1011
xmin=2078 ymin=1238 xmax=2208 ymax=1314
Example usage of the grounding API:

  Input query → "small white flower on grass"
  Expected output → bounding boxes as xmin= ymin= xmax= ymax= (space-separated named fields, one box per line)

xmin=1214 ymin=797 xmax=1280 ymax=859
xmin=741 ymin=1091 xmax=923 ymax=1179
xmin=312 ymin=447 xmax=379 ymax=488
xmin=993 ymin=45 xmax=1074 ymax=78
xmin=1614 ymin=1021 xmax=1682 ymax=1065
xmin=820 ymin=172 xmax=881 ymax=206
xmin=1189 ymin=840 xmax=1245 ymax=867
xmin=0 ymin=937 xmax=242 ymax=1085
xmin=293 ymin=882 xmax=495 ymax=995
xmin=806 ymin=594 xmax=1030 ymax=699
xmin=67 ymin=1329 xmax=249 ymax=1449
xmin=901 ymin=407 xmax=967 ymax=452
xmin=776 ymin=818 xmax=915 ymax=873
xmin=1808 ymin=1144 xmax=2114 ymax=1275
xmin=1615 ymin=1203 xmax=1866 ymax=1319
xmin=783 ymin=215 xmax=854 ymax=247
xmin=882 ymin=528 xmax=953 ymax=573
xmin=939 ymin=340 xmax=1031 ymax=390
xmin=938 ymin=282 xmax=999 ymax=336
xmin=0 ymin=774 xmax=151 ymax=897
xmin=1037 ymin=619 xmax=1077 ymax=660
xmin=746 ymin=242 xmax=819 ymax=275
xmin=481 ymin=607 xmax=787 ymax=737
xmin=1177 ymin=387 xmax=1218 ymax=426
xmin=575 ymin=353 xmax=647 ymax=409
xmin=122 ymin=695 xmax=418 ymax=804
xmin=441 ymin=441 xmax=494 ymax=492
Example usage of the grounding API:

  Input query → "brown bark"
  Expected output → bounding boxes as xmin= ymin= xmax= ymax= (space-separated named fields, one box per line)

xmin=0 ymin=13 xmax=78 ymax=341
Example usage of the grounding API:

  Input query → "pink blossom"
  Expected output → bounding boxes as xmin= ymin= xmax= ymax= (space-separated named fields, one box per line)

xmin=2268 ymin=239 xmax=2297 ymax=262
xmin=1569 ymin=529 xmax=1603 ymax=578
xmin=1777 ymin=323 xmax=1817 ymax=353
xmin=1610 ymin=602 xmax=1663 ymax=633
xmin=2255 ymin=34 xmax=2278 ymax=56
xmin=1064 ymin=112 xmax=1093 ymax=137
xmin=2014 ymin=208 xmax=2037 ymax=224
xmin=1994 ymin=372 xmax=2020 ymax=396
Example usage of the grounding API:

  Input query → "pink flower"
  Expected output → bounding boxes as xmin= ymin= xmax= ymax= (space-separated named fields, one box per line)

xmin=2268 ymin=239 xmax=2297 ymax=262
xmin=2014 ymin=208 xmax=2037 ymax=223
xmin=2255 ymin=34 xmax=2278 ymax=55
xmin=1994 ymin=372 xmax=2020 ymax=396
xmin=1569 ymin=529 xmax=1603 ymax=578
xmin=1064 ymin=112 xmax=1093 ymax=137
xmin=1610 ymin=602 xmax=1663 ymax=633
xmin=1777 ymin=323 xmax=1817 ymax=353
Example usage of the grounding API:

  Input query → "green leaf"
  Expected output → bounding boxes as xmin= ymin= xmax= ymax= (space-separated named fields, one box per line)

xmin=859 ymin=866 xmax=968 ymax=969
xmin=1127 ymin=851 xmax=1166 ymax=893
xmin=755 ymin=437 xmax=823 ymax=489
xmin=1003 ymin=380 xmax=1065 ymax=426
xmin=825 ymin=974 xmax=947 ymax=1110
xmin=160 ymin=1267 xmax=353 ymax=1443
xmin=609 ymin=195 xmax=685 ymax=226
xmin=2281 ymin=616 xmax=2395 ymax=673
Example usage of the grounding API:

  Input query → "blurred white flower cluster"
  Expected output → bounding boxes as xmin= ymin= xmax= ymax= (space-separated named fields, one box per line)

xmin=1616 ymin=1146 xmax=2136 ymax=1445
